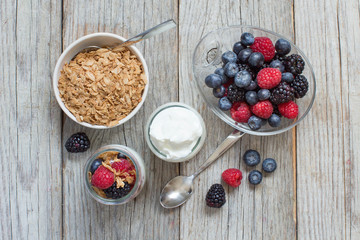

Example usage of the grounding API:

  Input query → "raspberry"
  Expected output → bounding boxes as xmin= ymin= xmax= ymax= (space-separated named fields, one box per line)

xmin=111 ymin=159 xmax=133 ymax=173
xmin=278 ymin=101 xmax=299 ymax=119
xmin=222 ymin=168 xmax=243 ymax=187
xmin=256 ymin=68 xmax=282 ymax=89
xmin=250 ymin=100 xmax=273 ymax=119
xmin=250 ymin=37 xmax=276 ymax=61
xmin=230 ymin=102 xmax=252 ymax=123
xmin=91 ymin=166 xmax=114 ymax=189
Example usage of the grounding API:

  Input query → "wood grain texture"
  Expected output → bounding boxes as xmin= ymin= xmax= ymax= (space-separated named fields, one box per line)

xmin=61 ymin=0 xmax=179 ymax=239
xmin=0 ymin=0 xmax=63 ymax=239
xmin=178 ymin=1 xmax=296 ymax=239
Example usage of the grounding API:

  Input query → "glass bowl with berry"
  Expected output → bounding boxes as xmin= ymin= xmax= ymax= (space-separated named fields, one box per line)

xmin=193 ymin=26 xmax=316 ymax=135
xmin=84 ymin=145 xmax=146 ymax=205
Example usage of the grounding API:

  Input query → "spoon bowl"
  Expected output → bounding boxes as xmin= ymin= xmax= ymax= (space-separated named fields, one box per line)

xmin=160 ymin=176 xmax=194 ymax=208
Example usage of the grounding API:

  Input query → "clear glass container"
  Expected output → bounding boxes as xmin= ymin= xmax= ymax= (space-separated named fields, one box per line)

xmin=84 ymin=144 xmax=146 ymax=205
xmin=145 ymin=102 xmax=206 ymax=162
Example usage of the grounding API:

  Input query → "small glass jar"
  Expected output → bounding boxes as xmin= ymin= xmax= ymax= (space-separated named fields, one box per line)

xmin=84 ymin=144 xmax=146 ymax=205
xmin=145 ymin=102 xmax=206 ymax=162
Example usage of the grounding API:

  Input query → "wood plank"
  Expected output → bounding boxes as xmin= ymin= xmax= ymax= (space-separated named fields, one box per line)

xmin=0 ymin=0 xmax=63 ymax=239
xmin=178 ymin=1 xmax=296 ymax=239
xmin=61 ymin=0 xmax=179 ymax=239
xmin=294 ymin=0 xmax=347 ymax=239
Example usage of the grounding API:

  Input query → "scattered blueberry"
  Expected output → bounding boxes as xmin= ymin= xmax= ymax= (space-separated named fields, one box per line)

xmin=117 ymin=153 xmax=127 ymax=159
xmin=233 ymin=41 xmax=246 ymax=55
xmin=241 ymin=32 xmax=255 ymax=46
xmin=243 ymin=149 xmax=261 ymax=166
xmin=223 ymin=62 xmax=239 ymax=78
xmin=213 ymin=85 xmax=226 ymax=98
xmin=244 ymin=80 xmax=258 ymax=91
xmin=248 ymin=170 xmax=263 ymax=185
xmin=248 ymin=115 xmax=263 ymax=130
xmin=245 ymin=91 xmax=258 ymax=105
xmin=234 ymin=70 xmax=252 ymax=88
xmin=257 ymin=89 xmax=270 ymax=100
xmin=205 ymin=74 xmax=222 ymax=88
xmin=222 ymin=51 xmax=238 ymax=64
xmin=238 ymin=48 xmax=253 ymax=63
xmin=275 ymin=38 xmax=291 ymax=56
xmin=90 ymin=159 xmax=103 ymax=174
xmin=268 ymin=114 xmax=281 ymax=127
xmin=248 ymin=52 xmax=265 ymax=68
xmin=214 ymin=68 xmax=229 ymax=84
xmin=269 ymin=60 xmax=285 ymax=72
xmin=219 ymin=97 xmax=232 ymax=111
xmin=281 ymin=72 xmax=294 ymax=83
xmin=262 ymin=158 xmax=277 ymax=173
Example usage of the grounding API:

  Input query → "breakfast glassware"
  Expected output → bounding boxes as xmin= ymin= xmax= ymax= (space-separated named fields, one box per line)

xmin=84 ymin=144 xmax=146 ymax=205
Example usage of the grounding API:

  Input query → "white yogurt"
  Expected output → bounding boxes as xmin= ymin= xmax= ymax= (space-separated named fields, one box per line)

xmin=149 ymin=107 xmax=203 ymax=161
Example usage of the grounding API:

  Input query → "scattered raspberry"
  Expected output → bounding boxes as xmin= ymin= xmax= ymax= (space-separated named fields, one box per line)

xmin=278 ymin=101 xmax=299 ymax=119
xmin=230 ymin=102 xmax=252 ymax=123
xmin=111 ymin=159 xmax=133 ymax=173
xmin=91 ymin=166 xmax=114 ymax=189
xmin=222 ymin=168 xmax=243 ymax=187
xmin=256 ymin=68 xmax=282 ymax=89
xmin=250 ymin=100 xmax=273 ymax=119
xmin=250 ymin=37 xmax=275 ymax=61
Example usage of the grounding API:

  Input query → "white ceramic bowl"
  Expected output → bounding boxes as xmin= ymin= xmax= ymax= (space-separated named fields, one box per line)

xmin=53 ymin=33 xmax=149 ymax=129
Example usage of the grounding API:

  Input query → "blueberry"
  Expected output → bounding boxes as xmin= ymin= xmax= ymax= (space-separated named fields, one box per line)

xmin=248 ymin=115 xmax=263 ymax=130
xmin=214 ymin=68 xmax=229 ymax=84
xmin=281 ymin=72 xmax=294 ymax=83
xmin=238 ymin=48 xmax=253 ymax=63
xmin=222 ymin=51 xmax=237 ymax=64
xmin=234 ymin=70 xmax=252 ymax=88
xmin=223 ymin=62 xmax=239 ymax=78
xmin=248 ymin=170 xmax=263 ymax=185
xmin=275 ymin=38 xmax=291 ymax=56
xmin=241 ymin=32 xmax=255 ymax=46
xmin=213 ymin=85 xmax=226 ymax=98
xmin=219 ymin=97 xmax=232 ymax=111
xmin=245 ymin=91 xmax=258 ymax=105
xmin=269 ymin=60 xmax=285 ymax=72
xmin=117 ymin=153 xmax=127 ymax=159
xmin=243 ymin=149 xmax=261 ymax=166
xmin=262 ymin=158 xmax=277 ymax=173
xmin=268 ymin=114 xmax=281 ymax=127
xmin=261 ymin=118 xmax=268 ymax=126
xmin=90 ymin=158 xmax=103 ymax=174
xmin=233 ymin=41 xmax=246 ymax=55
xmin=248 ymin=52 xmax=265 ymax=68
xmin=205 ymin=74 xmax=222 ymax=88
xmin=244 ymin=80 xmax=258 ymax=91
xmin=257 ymin=89 xmax=270 ymax=100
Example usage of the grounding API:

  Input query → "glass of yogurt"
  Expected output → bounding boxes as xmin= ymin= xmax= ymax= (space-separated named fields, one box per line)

xmin=145 ymin=102 xmax=206 ymax=162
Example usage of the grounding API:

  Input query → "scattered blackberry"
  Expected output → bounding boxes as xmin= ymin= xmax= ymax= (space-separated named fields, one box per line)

xmin=205 ymin=184 xmax=226 ymax=208
xmin=238 ymin=63 xmax=256 ymax=79
xmin=273 ymin=53 xmax=286 ymax=64
xmin=290 ymin=75 xmax=309 ymax=98
xmin=65 ymin=132 xmax=90 ymax=153
xmin=227 ymin=84 xmax=245 ymax=103
xmin=104 ymin=182 xmax=131 ymax=199
xmin=270 ymin=82 xmax=295 ymax=105
xmin=284 ymin=54 xmax=305 ymax=75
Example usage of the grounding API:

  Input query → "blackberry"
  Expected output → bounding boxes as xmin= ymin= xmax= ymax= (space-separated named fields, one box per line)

xmin=272 ymin=104 xmax=282 ymax=117
xmin=270 ymin=82 xmax=295 ymax=105
xmin=65 ymin=132 xmax=90 ymax=153
xmin=205 ymin=184 xmax=226 ymax=208
xmin=227 ymin=84 xmax=245 ymax=103
xmin=273 ymin=53 xmax=286 ymax=64
xmin=104 ymin=182 xmax=131 ymax=199
xmin=284 ymin=54 xmax=305 ymax=75
xmin=290 ymin=75 xmax=309 ymax=98
xmin=238 ymin=63 xmax=256 ymax=79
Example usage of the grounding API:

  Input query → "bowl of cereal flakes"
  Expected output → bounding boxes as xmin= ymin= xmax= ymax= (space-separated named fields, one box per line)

xmin=53 ymin=32 xmax=149 ymax=129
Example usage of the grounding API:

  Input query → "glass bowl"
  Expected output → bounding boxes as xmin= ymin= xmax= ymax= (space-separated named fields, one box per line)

xmin=192 ymin=25 xmax=316 ymax=136
xmin=84 ymin=144 xmax=146 ymax=205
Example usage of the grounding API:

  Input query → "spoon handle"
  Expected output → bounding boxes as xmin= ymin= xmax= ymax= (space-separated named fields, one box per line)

xmin=192 ymin=130 xmax=245 ymax=178
xmin=120 ymin=19 xmax=177 ymax=47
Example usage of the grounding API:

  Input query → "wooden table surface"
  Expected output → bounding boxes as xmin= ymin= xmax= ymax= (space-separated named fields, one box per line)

xmin=1 ymin=0 xmax=359 ymax=239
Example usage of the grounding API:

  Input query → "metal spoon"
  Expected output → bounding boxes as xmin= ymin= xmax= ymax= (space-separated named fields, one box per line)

xmin=160 ymin=130 xmax=245 ymax=208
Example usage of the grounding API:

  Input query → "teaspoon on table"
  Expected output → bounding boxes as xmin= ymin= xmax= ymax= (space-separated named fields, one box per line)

xmin=160 ymin=130 xmax=245 ymax=209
